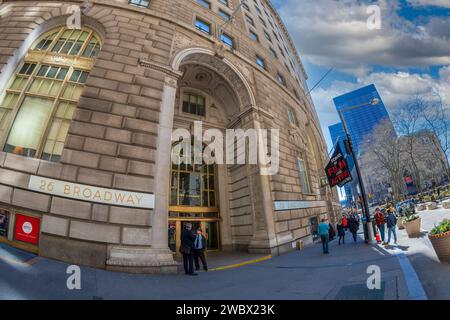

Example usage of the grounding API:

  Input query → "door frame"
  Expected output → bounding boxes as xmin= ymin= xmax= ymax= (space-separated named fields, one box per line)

xmin=169 ymin=217 xmax=221 ymax=257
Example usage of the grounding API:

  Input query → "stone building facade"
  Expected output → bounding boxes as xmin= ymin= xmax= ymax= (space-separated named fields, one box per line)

xmin=0 ymin=0 xmax=340 ymax=273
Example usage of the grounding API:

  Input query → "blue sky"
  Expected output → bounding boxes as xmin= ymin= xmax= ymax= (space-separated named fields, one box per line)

xmin=272 ymin=0 xmax=450 ymax=150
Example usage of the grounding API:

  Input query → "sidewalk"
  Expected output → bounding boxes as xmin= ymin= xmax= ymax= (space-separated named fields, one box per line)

xmin=394 ymin=207 xmax=450 ymax=299
xmin=0 ymin=232 xmax=415 ymax=300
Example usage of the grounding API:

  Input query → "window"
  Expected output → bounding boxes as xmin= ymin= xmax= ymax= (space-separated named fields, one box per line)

xmin=218 ymin=0 xmax=229 ymax=7
xmin=287 ymin=107 xmax=297 ymax=126
xmin=255 ymin=55 xmax=266 ymax=69
xmin=245 ymin=15 xmax=255 ymax=26
xmin=170 ymin=141 xmax=217 ymax=208
xmin=196 ymin=0 xmax=211 ymax=9
xmin=242 ymin=2 xmax=250 ymax=11
xmin=297 ymin=157 xmax=311 ymax=194
xmin=220 ymin=32 xmax=235 ymax=48
xmin=0 ymin=26 xmax=102 ymax=162
xmin=218 ymin=9 xmax=231 ymax=21
xmin=264 ymin=30 xmax=272 ymax=42
xmin=195 ymin=18 xmax=211 ymax=34
xmin=182 ymin=93 xmax=206 ymax=116
xmin=259 ymin=16 xmax=267 ymax=27
xmin=277 ymin=73 xmax=286 ymax=86
xmin=128 ymin=0 xmax=149 ymax=7
xmin=269 ymin=47 xmax=278 ymax=59
xmin=249 ymin=30 xmax=259 ymax=42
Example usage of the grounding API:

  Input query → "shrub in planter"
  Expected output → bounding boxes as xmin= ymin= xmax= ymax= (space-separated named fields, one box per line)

xmin=429 ymin=219 xmax=450 ymax=263
xmin=403 ymin=215 xmax=421 ymax=238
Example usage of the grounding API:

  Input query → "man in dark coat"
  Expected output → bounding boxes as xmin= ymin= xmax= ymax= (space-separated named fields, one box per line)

xmin=348 ymin=214 xmax=360 ymax=243
xmin=180 ymin=223 xmax=197 ymax=276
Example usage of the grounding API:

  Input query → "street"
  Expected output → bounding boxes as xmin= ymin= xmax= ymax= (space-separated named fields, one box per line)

xmin=1 ymin=207 xmax=448 ymax=300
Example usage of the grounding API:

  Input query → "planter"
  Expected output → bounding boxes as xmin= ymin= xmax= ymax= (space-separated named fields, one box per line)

xmin=443 ymin=200 xmax=450 ymax=210
xmin=429 ymin=231 xmax=450 ymax=263
xmin=417 ymin=204 xmax=427 ymax=211
xmin=403 ymin=218 xmax=421 ymax=238
xmin=427 ymin=202 xmax=438 ymax=210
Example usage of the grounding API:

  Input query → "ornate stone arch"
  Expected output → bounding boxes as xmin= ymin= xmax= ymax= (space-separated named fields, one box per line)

xmin=171 ymin=47 xmax=256 ymax=110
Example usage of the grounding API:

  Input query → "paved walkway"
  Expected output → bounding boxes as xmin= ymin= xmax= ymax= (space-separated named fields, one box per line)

xmin=0 ymin=207 xmax=448 ymax=300
xmin=395 ymin=207 xmax=450 ymax=300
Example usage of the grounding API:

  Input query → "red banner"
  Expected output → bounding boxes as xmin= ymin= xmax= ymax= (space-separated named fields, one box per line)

xmin=14 ymin=214 xmax=40 ymax=245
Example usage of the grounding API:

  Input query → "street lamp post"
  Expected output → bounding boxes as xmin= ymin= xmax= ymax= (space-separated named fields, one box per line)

xmin=338 ymin=98 xmax=380 ymax=244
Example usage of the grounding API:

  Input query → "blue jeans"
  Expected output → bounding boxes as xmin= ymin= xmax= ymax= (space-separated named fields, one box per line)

xmin=377 ymin=224 xmax=386 ymax=242
xmin=320 ymin=235 xmax=329 ymax=254
xmin=388 ymin=226 xmax=397 ymax=243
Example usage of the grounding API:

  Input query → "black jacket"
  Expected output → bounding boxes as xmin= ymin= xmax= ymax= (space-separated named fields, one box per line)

xmin=348 ymin=216 xmax=360 ymax=233
xmin=180 ymin=229 xmax=196 ymax=254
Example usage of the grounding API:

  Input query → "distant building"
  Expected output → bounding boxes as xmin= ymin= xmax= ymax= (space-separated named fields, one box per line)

xmin=331 ymin=84 xmax=395 ymax=204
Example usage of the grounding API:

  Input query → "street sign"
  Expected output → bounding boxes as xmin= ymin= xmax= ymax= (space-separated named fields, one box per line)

xmin=325 ymin=143 xmax=353 ymax=188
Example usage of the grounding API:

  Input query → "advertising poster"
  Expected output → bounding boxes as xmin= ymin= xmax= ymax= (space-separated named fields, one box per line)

xmin=14 ymin=214 xmax=41 ymax=245
xmin=0 ymin=208 xmax=9 ymax=238
xmin=325 ymin=143 xmax=353 ymax=188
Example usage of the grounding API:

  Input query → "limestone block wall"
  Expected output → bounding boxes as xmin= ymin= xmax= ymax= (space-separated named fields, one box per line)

xmin=0 ymin=0 xmax=339 ymax=266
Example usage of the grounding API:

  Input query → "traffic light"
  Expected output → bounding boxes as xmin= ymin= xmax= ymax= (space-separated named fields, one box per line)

xmin=343 ymin=139 xmax=352 ymax=155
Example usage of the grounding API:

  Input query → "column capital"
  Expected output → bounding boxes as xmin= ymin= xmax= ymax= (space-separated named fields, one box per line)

xmin=138 ymin=58 xmax=183 ymax=81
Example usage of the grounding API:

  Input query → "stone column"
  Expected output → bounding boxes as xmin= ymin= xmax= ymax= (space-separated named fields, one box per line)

xmin=217 ymin=164 xmax=233 ymax=251
xmin=106 ymin=70 xmax=181 ymax=274
xmin=244 ymin=109 xmax=278 ymax=254
xmin=152 ymin=76 xmax=178 ymax=249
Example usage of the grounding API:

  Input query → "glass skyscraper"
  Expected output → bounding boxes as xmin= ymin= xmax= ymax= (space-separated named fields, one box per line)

xmin=333 ymin=84 xmax=392 ymax=155
xmin=329 ymin=84 xmax=394 ymax=204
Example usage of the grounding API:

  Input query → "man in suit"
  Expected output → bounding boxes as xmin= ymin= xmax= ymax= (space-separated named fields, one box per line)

xmin=194 ymin=228 xmax=208 ymax=272
xmin=180 ymin=223 xmax=197 ymax=276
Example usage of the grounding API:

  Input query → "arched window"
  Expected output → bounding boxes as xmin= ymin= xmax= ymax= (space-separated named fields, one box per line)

xmin=0 ymin=26 xmax=102 ymax=162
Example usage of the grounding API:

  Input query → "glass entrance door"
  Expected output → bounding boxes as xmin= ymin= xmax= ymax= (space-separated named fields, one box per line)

xmin=168 ymin=220 xmax=219 ymax=253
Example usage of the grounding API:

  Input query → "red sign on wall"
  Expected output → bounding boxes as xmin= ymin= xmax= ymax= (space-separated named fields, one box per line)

xmin=14 ymin=214 xmax=40 ymax=245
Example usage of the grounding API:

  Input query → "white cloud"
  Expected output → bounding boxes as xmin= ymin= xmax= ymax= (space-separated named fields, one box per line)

xmin=407 ymin=0 xmax=450 ymax=8
xmin=277 ymin=0 xmax=450 ymax=74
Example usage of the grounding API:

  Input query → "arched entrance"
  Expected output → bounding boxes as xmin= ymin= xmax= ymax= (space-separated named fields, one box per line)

xmin=165 ymin=47 xmax=276 ymax=254
xmin=168 ymin=139 xmax=220 ymax=253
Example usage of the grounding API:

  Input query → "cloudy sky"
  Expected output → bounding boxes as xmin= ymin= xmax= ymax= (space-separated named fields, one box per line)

xmin=272 ymin=0 xmax=450 ymax=150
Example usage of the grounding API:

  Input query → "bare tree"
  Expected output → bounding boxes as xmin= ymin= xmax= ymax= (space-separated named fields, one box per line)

xmin=361 ymin=119 xmax=405 ymax=201
xmin=393 ymin=96 xmax=425 ymax=192
xmin=420 ymin=92 xmax=450 ymax=182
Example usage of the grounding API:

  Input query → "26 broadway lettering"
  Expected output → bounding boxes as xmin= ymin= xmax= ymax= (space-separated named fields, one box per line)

xmin=221 ymin=305 xmax=275 ymax=315
xmin=63 ymin=184 xmax=143 ymax=206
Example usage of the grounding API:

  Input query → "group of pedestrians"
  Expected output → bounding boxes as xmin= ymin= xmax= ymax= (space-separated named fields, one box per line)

xmin=180 ymin=223 xmax=208 ymax=276
xmin=318 ymin=204 xmax=401 ymax=255
xmin=317 ymin=208 xmax=361 ymax=254
xmin=374 ymin=205 xmax=398 ymax=245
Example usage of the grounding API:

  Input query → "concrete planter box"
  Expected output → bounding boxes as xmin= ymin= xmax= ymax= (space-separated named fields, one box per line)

xmin=443 ymin=201 xmax=450 ymax=210
xmin=404 ymin=218 xmax=421 ymax=238
xmin=427 ymin=202 xmax=438 ymax=210
xmin=417 ymin=204 xmax=427 ymax=211
xmin=429 ymin=231 xmax=450 ymax=263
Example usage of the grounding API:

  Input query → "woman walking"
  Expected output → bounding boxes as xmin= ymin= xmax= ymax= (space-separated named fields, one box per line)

xmin=337 ymin=218 xmax=346 ymax=245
